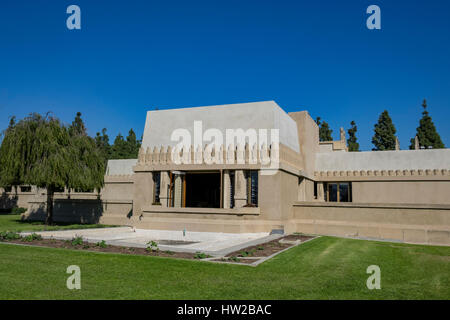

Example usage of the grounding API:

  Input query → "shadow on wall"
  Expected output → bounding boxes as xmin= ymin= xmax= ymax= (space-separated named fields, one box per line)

xmin=0 ymin=192 xmax=18 ymax=213
xmin=25 ymin=199 xmax=104 ymax=224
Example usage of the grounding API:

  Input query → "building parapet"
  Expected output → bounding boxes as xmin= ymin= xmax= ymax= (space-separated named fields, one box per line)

xmin=314 ymin=169 xmax=450 ymax=181
xmin=133 ymin=143 xmax=302 ymax=171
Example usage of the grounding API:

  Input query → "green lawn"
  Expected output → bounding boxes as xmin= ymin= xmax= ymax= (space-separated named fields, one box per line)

xmin=0 ymin=236 xmax=449 ymax=299
xmin=0 ymin=214 xmax=115 ymax=233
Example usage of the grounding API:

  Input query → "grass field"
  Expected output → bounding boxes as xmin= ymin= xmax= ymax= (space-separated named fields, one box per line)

xmin=0 ymin=235 xmax=449 ymax=299
xmin=0 ymin=214 xmax=114 ymax=233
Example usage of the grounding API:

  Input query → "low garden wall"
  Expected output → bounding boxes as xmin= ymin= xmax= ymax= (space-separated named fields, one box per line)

xmin=24 ymin=199 xmax=133 ymax=225
xmin=288 ymin=202 xmax=450 ymax=245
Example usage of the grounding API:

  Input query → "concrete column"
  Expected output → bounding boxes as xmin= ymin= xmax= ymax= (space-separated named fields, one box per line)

xmin=173 ymin=174 xmax=183 ymax=208
xmin=223 ymin=170 xmax=231 ymax=209
xmin=234 ymin=170 xmax=247 ymax=207
xmin=317 ymin=182 xmax=325 ymax=201
xmin=298 ymin=177 xmax=306 ymax=201
xmin=159 ymin=171 xmax=170 ymax=207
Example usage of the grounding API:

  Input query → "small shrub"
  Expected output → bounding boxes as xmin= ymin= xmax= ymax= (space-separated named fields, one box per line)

xmin=257 ymin=246 xmax=264 ymax=250
xmin=239 ymin=249 xmax=255 ymax=257
xmin=96 ymin=240 xmax=107 ymax=248
xmin=228 ymin=256 xmax=240 ymax=262
xmin=0 ymin=231 xmax=21 ymax=241
xmin=11 ymin=207 xmax=27 ymax=215
xmin=71 ymin=236 xmax=84 ymax=246
xmin=22 ymin=233 xmax=42 ymax=242
xmin=146 ymin=246 xmax=159 ymax=253
xmin=194 ymin=252 xmax=212 ymax=259
xmin=164 ymin=250 xmax=175 ymax=255
xmin=146 ymin=240 xmax=158 ymax=252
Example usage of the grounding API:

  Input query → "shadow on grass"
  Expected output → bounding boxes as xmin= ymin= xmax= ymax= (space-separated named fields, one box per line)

xmin=0 ymin=215 xmax=117 ymax=233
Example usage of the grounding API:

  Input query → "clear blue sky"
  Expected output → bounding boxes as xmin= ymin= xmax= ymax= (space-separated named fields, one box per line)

xmin=1 ymin=0 xmax=449 ymax=150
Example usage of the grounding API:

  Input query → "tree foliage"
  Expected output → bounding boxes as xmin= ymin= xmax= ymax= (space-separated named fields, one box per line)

xmin=95 ymin=128 xmax=110 ymax=160
xmin=347 ymin=121 xmax=359 ymax=152
xmin=409 ymin=99 xmax=444 ymax=149
xmin=68 ymin=112 xmax=87 ymax=137
xmin=372 ymin=110 xmax=397 ymax=151
xmin=125 ymin=129 xmax=141 ymax=158
xmin=315 ymin=117 xmax=333 ymax=141
xmin=0 ymin=113 xmax=105 ymax=224
xmin=109 ymin=129 xmax=141 ymax=159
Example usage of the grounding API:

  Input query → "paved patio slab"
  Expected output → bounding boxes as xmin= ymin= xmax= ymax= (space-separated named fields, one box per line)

xmin=22 ymin=227 xmax=282 ymax=256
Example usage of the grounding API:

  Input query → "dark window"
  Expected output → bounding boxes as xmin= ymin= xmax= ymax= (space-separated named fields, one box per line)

xmin=328 ymin=183 xmax=338 ymax=202
xmin=20 ymin=186 xmax=31 ymax=193
xmin=246 ymin=170 xmax=258 ymax=206
xmin=339 ymin=183 xmax=350 ymax=202
xmin=313 ymin=182 xmax=318 ymax=199
xmin=229 ymin=171 xmax=235 ymax=208
xmin=153 ymin=172 xmax=161 ymax=204
xmin=325 ymin=182 xmax=352 ymax=202
xmin=4 ymin=186 xmax=12 ymax=193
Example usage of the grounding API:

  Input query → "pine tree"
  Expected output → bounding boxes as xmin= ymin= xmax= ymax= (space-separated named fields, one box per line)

xmin=347 ymin=121 xmax=359 ymax=151
xmin=110 ymin=134 xmax=128 ymax=159
xmin=125 ymin=128 xmax=141 ymax=158
xmin=372 ymin=110 xmax=397 ymax=151
xmin=68 ymin=112 xmax=87 ymax=136
xmin=109 ymin=129 xmax=141 ymax=159
xmin=409 ymin=99 xmax=444 ymax=149
xmin=95 ymin=128 xmax=110 ymax=160
xmin=0 ymin=113 xmax=104 ymax=224
xmin=315 ymin=117 xmax=333 ymax=141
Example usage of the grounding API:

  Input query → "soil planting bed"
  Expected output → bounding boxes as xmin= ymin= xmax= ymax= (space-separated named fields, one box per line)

xmin=1 ymin=233 xmax=316 ymax=265
xmin=2 ymin=238 xmax=197 ymax=259
xmin=224 ymin=234 xmax=315 ymax=259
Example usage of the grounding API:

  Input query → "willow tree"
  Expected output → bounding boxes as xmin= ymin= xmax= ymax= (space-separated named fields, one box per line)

xmin=0 ymin=113 xmax=105 ymax=224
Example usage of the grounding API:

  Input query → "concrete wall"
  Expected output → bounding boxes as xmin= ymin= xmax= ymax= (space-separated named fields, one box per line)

xmin=316 ymin=149 xmax=450 ymax=172
xmin=15 ymin=174 xmax=135 ymax=226
xmin=142 ymin=101 xmax=300 ymax=153
xmin=1 ymin=186 xmax=101 ymax=211
xmin=131 ymin=171 xmax=153 ymax=217
xmin=352 ymin=180 xmax=450 ymax=204
xmin=0 ymin=186 xmax=43 ymax=210
xmin=288 ymin=111 xmax=319 ymax=177
xmin=289 ymin=202 xmax=450 ymax=245
xmin=298 ymin=177 xmax=315 ymax=202
xmin=26 ymin=199 xmax=104 ymax=224
xmin=99 ymin=175 xmax=134 ymax=225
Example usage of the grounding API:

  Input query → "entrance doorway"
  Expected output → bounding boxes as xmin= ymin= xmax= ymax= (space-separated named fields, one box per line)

xmin=185 ymin=172 xmax=221 ymax=208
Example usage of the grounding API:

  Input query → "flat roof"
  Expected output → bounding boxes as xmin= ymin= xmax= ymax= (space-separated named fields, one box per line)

xmin=141 ymin=101 xmax=300 ymax=153
xmin=106 ymin=159 xmax=137 ymax=175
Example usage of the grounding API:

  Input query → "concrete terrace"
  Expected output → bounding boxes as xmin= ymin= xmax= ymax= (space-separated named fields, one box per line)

xmin=21 ymin=227 xmax=280 ymax=257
